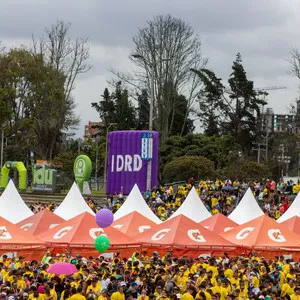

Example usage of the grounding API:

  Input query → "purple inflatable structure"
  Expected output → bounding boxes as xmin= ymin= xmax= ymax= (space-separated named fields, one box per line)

xmin=106 ymin=130 xmax=158 ymax=195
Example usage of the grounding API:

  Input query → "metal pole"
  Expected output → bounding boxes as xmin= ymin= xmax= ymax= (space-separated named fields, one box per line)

xmin=146 ymin=64 xmax=155 ymax=191
xmin=0 ymin=130 xmax=3 ymax=170
xmin=257 ymin=144 xmax=261 ymax=163
xmin=95 ymin=140 xmax=98 ymax=190
xmin=104 ymin=126 xmax=109 ymax=190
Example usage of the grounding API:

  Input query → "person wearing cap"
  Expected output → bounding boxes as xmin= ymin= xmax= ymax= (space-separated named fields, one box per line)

xmin=111 ymin=282 xmax=126 ymax=300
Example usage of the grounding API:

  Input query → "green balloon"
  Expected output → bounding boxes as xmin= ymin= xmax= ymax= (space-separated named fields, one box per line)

xmin=94 ymin=235 xmax=110 ymax=252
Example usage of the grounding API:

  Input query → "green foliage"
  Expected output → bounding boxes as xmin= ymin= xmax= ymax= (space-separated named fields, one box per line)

xmin=191 ymin=53 xmax=267 ymax=151
xmin=160 ymin=133 xmax=239 ymax=170
xmin=136 ymin=89 xmax=149 ymax=130
xmin=221 ymin=161 xmax=271 ymax=181
xmin=163 ymin=156 xmax=215 ymax=182
xmin=92 ymin=82 xmax=137 ymax=130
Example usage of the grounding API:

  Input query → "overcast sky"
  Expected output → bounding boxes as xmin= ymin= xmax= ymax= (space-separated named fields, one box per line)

xmin=1 ymin=0 xmax=299 ymax=137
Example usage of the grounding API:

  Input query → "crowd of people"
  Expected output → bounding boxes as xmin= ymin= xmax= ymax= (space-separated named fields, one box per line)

xmin=106 ymin=179 xmax=299 ymax=222
xmin=2 ymin=178 xmax=300 ymax=300
xmin=0 ymin=249 xmax=299 ymax=300
xmin=29 ymin=178 xmax=300 ymax=222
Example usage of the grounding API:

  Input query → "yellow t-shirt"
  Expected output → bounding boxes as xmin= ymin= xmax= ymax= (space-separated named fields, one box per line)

xmin=180 ymin=293 xmax=194 ymax=300
xmin=111 ymin=292 xmax=125 ymax=300
xmin=69 ymin=294 xmax=86 ymax=300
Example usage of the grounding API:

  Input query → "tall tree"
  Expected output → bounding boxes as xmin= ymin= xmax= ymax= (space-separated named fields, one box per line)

xmin=136 ymin=89 xmax=149 ymax=130
xmin=92 ymin=82 xmax=137 ymax=131
xmin=111 ymin=15 xmax=207 ymax=139
xmin=191 ymin=53 xmax=266 ymax=150
xmin=31 ymin=20 xmax=91 ymax=155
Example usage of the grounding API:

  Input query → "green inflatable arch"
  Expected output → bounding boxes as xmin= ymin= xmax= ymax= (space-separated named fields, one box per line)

xmin=0 ymin=161 xmax=27 ymax=190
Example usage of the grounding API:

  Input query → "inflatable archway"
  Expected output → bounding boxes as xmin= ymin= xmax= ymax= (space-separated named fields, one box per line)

xmin=0 ymin=161 xmax=27 ymax=190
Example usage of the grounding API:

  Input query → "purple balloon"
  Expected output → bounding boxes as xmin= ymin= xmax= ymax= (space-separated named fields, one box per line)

xmin=96 ymin=209 xmax=114 ymax=228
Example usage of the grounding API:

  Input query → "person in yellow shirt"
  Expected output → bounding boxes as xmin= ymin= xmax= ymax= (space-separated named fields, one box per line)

xmin=138 ymin=290 xmax=149 ymax=300
xmin=212 ymin=278 xmax=228 ymax=300
xmin=281 ymin=279 xmax=296 ymax=297
xmin=181 ymin=286 xmax=195 ymax=300
xmin=111 ymin=283 xmax=126 ymax=300
xmin=224 ymin=264 xmax=233 ymax=279
xmin=291 ymin=287 xmax=300 ymax=300
xmin=157 ymin=290 xmax=170 ymax=300
xmin=87 ymin=278 xmax=101 ymax=297
xmin=69 ymin=287 xmax=86 ymax=300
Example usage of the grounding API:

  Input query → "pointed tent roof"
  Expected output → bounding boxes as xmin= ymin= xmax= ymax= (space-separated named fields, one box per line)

xmin=113 ymin=184 xmax=161 ymax=224
xmin=221 ymin=215 xmax=300 ymax=249
xmin=134 ymin=214 xmax=234 ymax=249
xmin=18 ymin=209 xmax=65 ymax=236
xmin=0 ymin=180 xmax=33 ymax=224
xmin=281 ymin=216 xmax=300 ymax=235
xmin=199 ymin=213 xmax=237 ymax=234
xmin=38 ymin=212 xmax=138 ymax=248
xmin=228 ymin=188 xmax=264 ymax=224
xmin=112 ymin=211 xmax=157 ymax=237
xmin=54 ymin=182 xmax=95 ymax=220
xmin=168 ymin=187 xmax=211 ymax=222
xmin=0 ymin=216 xmax=45 ymax=249
xmin=277 ymin=193 xmax=300 ymax=223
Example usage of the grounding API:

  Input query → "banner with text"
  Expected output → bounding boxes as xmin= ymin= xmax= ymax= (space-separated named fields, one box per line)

xmin=106 ymin=130 xmax=159 ymax=194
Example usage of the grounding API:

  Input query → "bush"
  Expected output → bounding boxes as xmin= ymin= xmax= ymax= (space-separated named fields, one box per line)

xmin=163 ymin=156 xmax=215 ymax=183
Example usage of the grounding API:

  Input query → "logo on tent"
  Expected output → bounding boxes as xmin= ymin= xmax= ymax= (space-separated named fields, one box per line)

xmin=89 ymin=228 xmax=107 ymax=239
xmin=236 ymin=227 xmax=255 ymax=240
xmin=268 ymin=229 xmax=286 ymax=242
xmin=0 ymin=226 xmax=12 ymax=240
xmin=139 ymin=225 xmax=151 ymax=233
xmin=151 ymin=229 xmax=171 ymax=241
xmin=187 ymin=229 xmax=206 ymax=242
xmin=20 ymin=223 xmax=34 ymax=231
xmin=53 ymin=226 xmax=73 ymax=239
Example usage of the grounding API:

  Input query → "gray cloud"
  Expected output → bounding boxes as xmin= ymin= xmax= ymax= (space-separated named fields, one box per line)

xmin=0 ymin=0 xmax=300 ymax=136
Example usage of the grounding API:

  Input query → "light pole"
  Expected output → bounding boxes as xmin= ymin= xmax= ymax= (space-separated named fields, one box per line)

xmin=1 ymin=130 xmax=22 ymax=168
xmin=131 ymin=54 xmax=170 ymax=191
xmin=0 ymin=130 xmax=4 ymax=170
xmin=104 ymin=123 xmax=117 ymax=190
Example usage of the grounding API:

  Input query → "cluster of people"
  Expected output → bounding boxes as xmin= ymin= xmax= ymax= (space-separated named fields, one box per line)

xmin=0 ymin=250 xmax=299 ymax=300
xmin=29 ymin=179 xmax=300 ymax=223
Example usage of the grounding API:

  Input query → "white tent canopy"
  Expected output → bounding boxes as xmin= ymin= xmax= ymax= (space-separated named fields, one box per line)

xmin=228 ymin=187 xmax=264 ymax=225
xmin=114 ymin=184 xmax=161 ymax=224
xmin=168 ymin=187 xmax=211 ymax=222
xmin=277 ymin=192 xmax=300 ymax=223
xmin=54 ymin=182 xmax=95 ymax=220
xmin=0 ymin=180 xmax=33 ymax=223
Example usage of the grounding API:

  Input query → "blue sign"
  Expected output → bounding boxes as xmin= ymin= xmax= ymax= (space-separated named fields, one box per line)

xmin=141 ymin=132 xmax=153 ymax=161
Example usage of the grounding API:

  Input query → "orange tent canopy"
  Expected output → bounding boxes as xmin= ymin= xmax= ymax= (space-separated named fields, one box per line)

xmin=134 ymin=214 xmax=234 ymax=249
xmin=281 ymin=216 xmax=300 ymax=236
xmin=0 ymin=216 xmax=46 ymax=249
xmin=199 ymin=213 xmax=237 ymax=234
xmin=221 ymin=215 xmax=300 ymax=249
xmin=112 ymin=211 xmax=156 ymax=237
xmin=38 ymin=212 xmax=138 ymax=248
xmin=18 ymin=209 xmax=65 ymax=236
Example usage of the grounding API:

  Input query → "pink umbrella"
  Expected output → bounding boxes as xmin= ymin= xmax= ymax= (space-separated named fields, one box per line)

xmin=46 ymin=262 xmax=78 ymax=275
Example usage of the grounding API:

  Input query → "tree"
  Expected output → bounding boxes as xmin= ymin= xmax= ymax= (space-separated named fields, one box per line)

xmin=136 ymin=89 xmax=149 ymax=130
xmin=32 ymin=20 xmax=91 ymax=103
xmin=191 ymin=53 xmax=267 ymax=150
xmin=163 ymin=156 xmax=215 ymax=183
xmin=112 ymin=15 xmax=207 ymax=140
xmin=92 ymin=82 xmax=137 ymax=131
xmin=160 ymin=133 xmax=238 ymax=171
